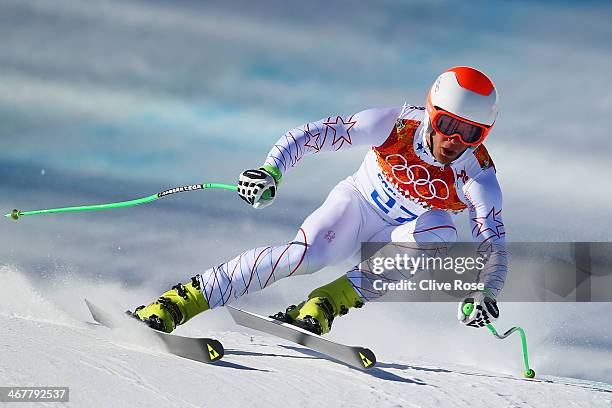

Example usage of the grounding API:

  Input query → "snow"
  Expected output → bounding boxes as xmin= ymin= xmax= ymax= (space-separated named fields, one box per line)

xmin=1 ymin=267 xmax=610 ymax=408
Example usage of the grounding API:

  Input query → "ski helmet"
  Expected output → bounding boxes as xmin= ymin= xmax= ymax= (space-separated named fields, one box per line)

xmin=426 ymin=66 xmax=498 ymax=146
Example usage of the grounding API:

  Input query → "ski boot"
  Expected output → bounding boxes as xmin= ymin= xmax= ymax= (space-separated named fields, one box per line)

xmin=128 ymin=275 xmax=209 ymax=333
xmin=271 ymin=275 xmax=364 ymax=335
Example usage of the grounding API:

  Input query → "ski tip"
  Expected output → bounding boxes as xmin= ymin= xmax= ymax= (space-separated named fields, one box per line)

xmin=206 ymin=340 xmax=225 ymax=363
xmin=83 ymin=299 xmax=117 ymax=328
xmin=84 ymin=298 xmax=99 ymax=315
xmin=84 ymin=299 xmax=100 ymax=321
xmin=357 ymin=348 xmax=377 ymax=370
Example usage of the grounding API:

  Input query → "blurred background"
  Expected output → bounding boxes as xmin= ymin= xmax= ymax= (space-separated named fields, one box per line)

xmin=1 ymin=0 xmax=611 ymax=383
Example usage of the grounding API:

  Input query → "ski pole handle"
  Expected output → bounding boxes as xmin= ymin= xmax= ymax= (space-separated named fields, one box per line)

xmin=5 ymin=182 xmax=238 ymax=221
xmin=462 ymin=303 xmax=535 ymax=378
xmin=462 ymin=303 xmax=475 ymax=317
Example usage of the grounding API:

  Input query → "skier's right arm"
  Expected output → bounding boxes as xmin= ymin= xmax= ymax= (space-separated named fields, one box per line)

xmin=238 ymin=107 xmax=401 ymax=208
xmin=264 ymin=106 xmax=401 ymax=176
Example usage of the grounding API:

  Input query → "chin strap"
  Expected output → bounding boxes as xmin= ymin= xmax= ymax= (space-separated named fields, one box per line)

xmin=425 ymin=119 xmax=435 ymax=157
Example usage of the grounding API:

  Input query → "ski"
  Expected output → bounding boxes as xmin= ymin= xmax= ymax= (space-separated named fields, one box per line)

xmin=84 ymin=299 xmax=224 ymax=364
xmin=226 ymin=306 xmax=376 ymax=370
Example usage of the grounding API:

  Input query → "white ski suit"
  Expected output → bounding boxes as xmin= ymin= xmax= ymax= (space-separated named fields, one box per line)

xmin=199 ymin=104 xmax=507 ymax=307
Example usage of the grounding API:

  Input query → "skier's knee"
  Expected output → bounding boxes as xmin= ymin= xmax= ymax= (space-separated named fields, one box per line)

xmin=288 ymin=227 xmax=333 ymax=275
xmin=413 ymin=210 xmax=457 ymax=246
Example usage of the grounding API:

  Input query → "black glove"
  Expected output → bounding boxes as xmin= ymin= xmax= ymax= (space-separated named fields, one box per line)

xmin=237 ymin=168 xmax=278 ymax=209
xmin=458 ymin=291 xmax=499 ymax=328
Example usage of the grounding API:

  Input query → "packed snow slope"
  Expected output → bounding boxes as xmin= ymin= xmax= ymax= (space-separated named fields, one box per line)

xmin=1 ymin=268 xmax=611 ymax=408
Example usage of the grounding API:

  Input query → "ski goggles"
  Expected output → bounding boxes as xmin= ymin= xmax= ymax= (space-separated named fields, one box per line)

xmin=426 ymin=102 xmax=492 ymax=146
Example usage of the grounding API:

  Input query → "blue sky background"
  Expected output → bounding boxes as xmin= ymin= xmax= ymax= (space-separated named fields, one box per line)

xmin=1 ymin=0 xmax=611 ymax=383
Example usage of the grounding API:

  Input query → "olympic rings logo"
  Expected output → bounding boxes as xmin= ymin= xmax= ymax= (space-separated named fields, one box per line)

xmin=386 ymin=154 xmax=450 ymax=200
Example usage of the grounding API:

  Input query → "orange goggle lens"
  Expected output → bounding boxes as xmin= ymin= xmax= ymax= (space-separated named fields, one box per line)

xmin=428 ymin=108 xmax=491 ymax=146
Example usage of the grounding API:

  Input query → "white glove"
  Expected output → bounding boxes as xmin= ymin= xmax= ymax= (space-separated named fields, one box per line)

xmin=237 ymin=168 xmax=278 ymax=209
xmin=457 ymin=290 xmax=499 ymax=328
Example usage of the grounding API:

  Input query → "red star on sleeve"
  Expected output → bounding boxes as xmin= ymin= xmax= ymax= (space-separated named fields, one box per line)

xmin=471 ymin=207 xmax=505 ymax=241
xmin=303 ymin=123 xmax=325 ymax=153
xmin=323 ymin=115 xmax=356 ymax=150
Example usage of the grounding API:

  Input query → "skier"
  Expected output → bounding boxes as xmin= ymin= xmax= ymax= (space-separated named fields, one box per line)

xmin=131 ymin=66 xmax=506 ymax=335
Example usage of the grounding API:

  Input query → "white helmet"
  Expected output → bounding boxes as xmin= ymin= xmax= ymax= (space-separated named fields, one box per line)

xmin=427 ymin=66 xmax=498 ymax=126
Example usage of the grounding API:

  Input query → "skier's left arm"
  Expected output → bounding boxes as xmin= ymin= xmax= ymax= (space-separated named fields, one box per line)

xmin=457 ymin=168 xmax=508 ymax=328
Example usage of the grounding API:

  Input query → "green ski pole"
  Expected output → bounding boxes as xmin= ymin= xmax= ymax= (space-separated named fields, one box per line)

xmin=462 ymin=303 xmax=535 ymax=379
xmin=5 ymin=182 xmax=238 ymax=221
